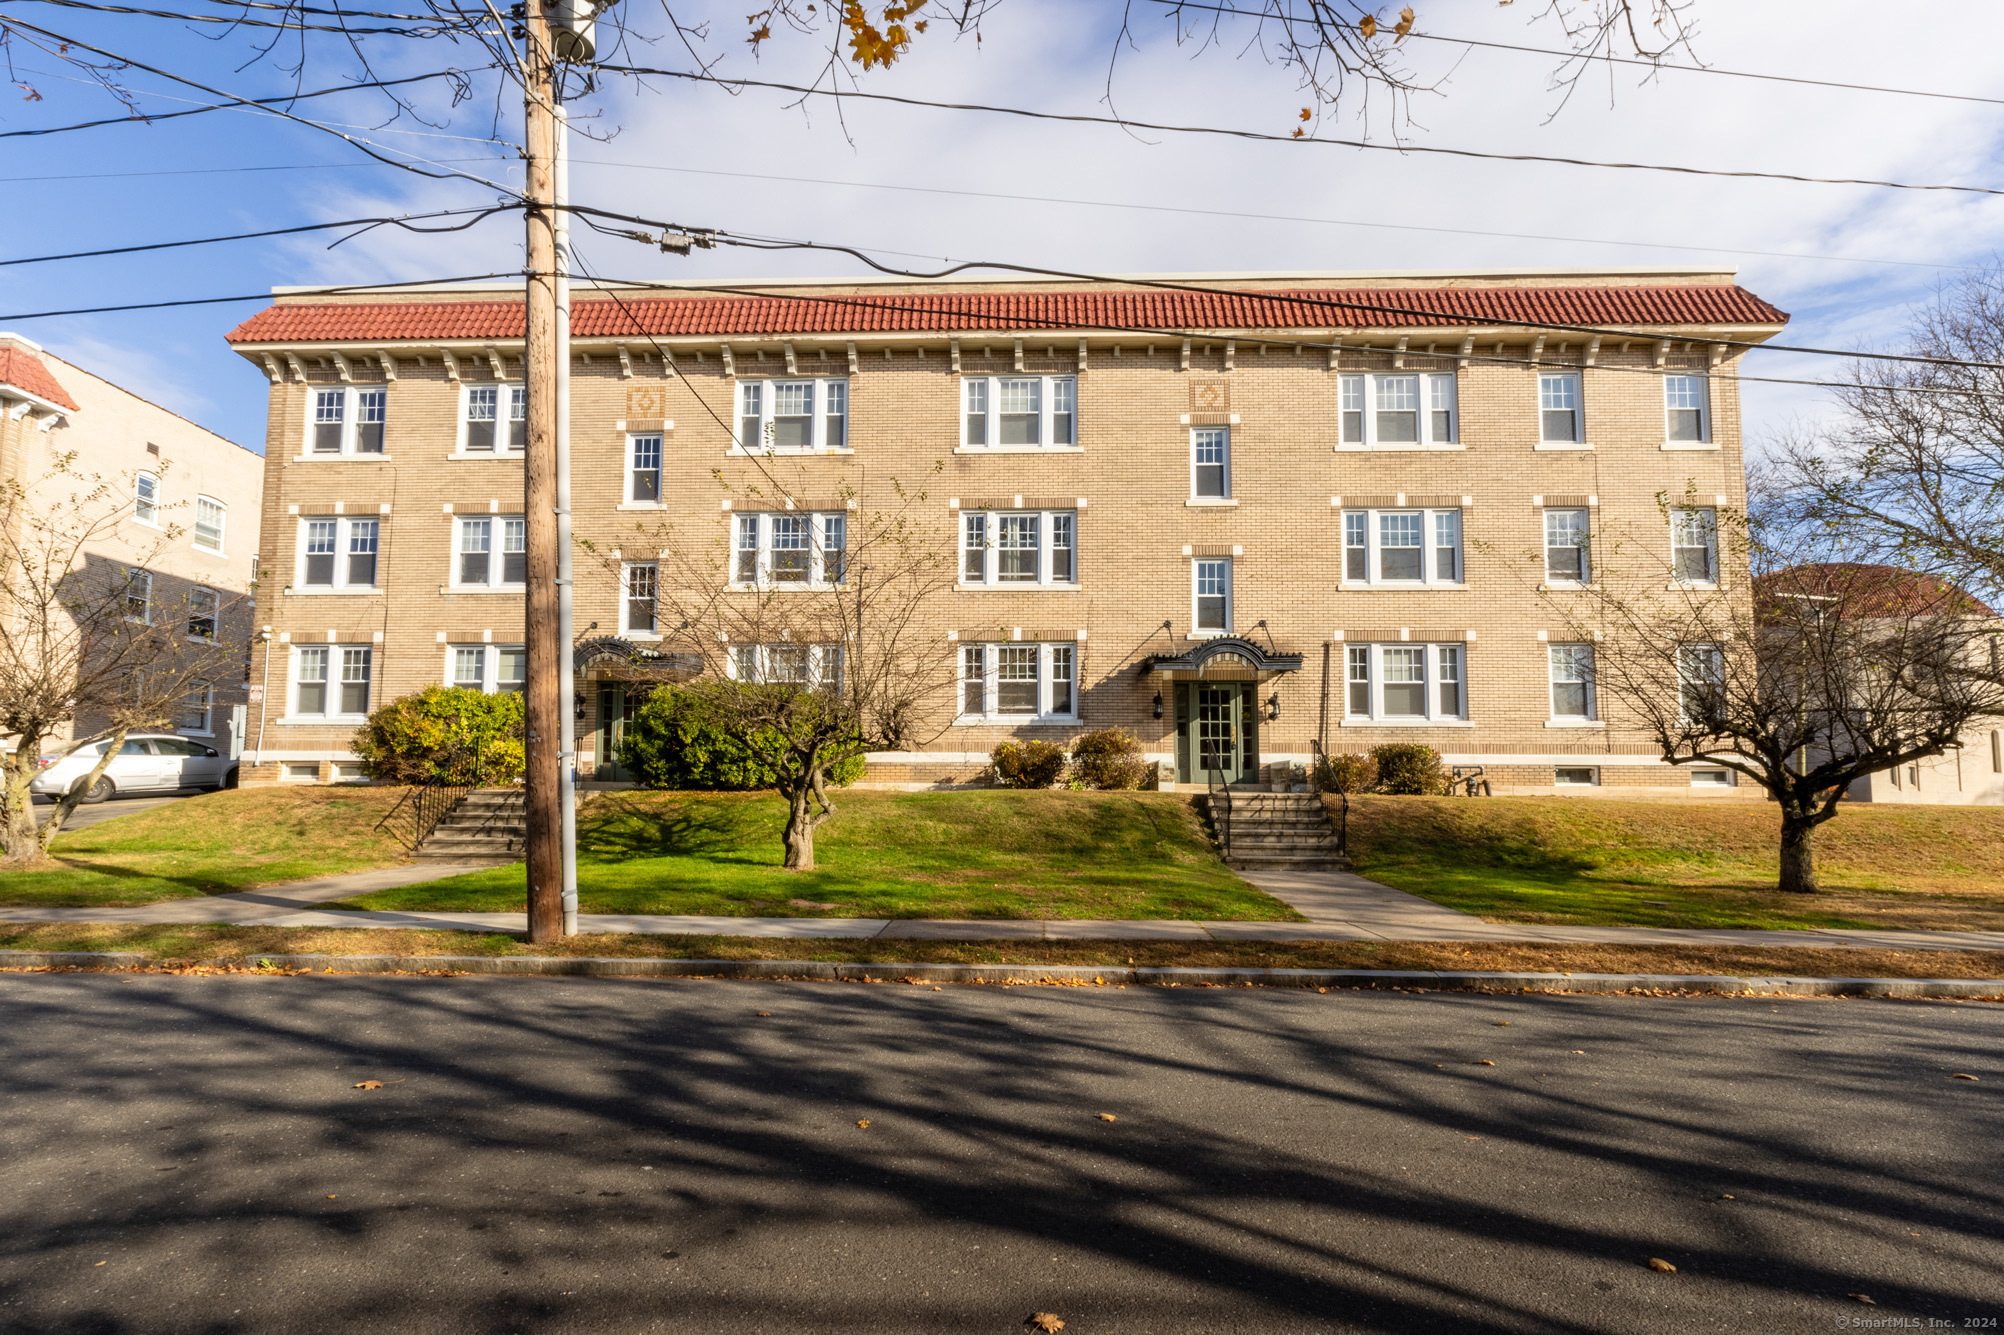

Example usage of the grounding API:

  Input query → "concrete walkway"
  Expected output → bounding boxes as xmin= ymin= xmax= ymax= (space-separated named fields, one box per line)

xmin=5 ymin=860 xmax=2004 ymax=953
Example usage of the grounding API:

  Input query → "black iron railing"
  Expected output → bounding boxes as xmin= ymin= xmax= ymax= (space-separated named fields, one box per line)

xmin=375 ymin=752 xmax=483 ymax=853
xmin=1206 ymin=757 xmax=1233 ymax=861
xmin=1309 ymin=737 xmax=1349 ymax=858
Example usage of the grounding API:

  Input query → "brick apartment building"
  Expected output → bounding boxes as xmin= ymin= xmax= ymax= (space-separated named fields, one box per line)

xmin=225 ymin=267 xmax=1789 ymax=795
xmin=1 ymin=332 xmax=262 ymax=755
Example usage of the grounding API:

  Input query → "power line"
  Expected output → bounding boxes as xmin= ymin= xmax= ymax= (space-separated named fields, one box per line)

xmin=0 ymin=68 xmax=479 ymax=140
xmin=599 ymin=63 xmax=2004 ymax=198
xmin=0 ymin=272 xmax=525 ymax=322
xmin=1156 ymin=1 xmax=2004 ymax=107
xmin=7 ymin=0 xmax=458 ymax=35
xmin=0 ymin=206 xmax=517 ymax=268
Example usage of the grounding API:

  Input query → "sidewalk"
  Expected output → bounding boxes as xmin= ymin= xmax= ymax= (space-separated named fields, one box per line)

xmin=4 ymin=862 xmax=2003 ymax=953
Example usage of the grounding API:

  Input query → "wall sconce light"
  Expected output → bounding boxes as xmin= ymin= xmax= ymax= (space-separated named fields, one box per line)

xmin=573 ymin=691 xmax=589 ymax=723
xmin=1152 ymin=691 xmax=1164 ymax=720
xmin=1266 ymin=691 xmax=1281 ymax=722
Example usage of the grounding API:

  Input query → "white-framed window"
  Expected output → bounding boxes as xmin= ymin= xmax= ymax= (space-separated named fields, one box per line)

xmin=193 ymin=496 xmax=225 ymax=554
xmin=732 ymin=512 xmax=847 ymax=587
xmin=1341 ymin=508 xmax=1463 ymax=586
xmin=297 ymin=517 xmax=379 ymax=591
xmin=282 ymin=762 xmax=320 ymax=782
xmin=454 ymin=516 xmax=525 ymax=589
xmin=1338 ymin=372 xmax=1456 ymax=448
xmin=627 ymin=433 xmax=662 ymax=503
xmin=960 ymin=509 xmax=1076 ymax=587
xmin=1342 ymin=642 xmax=1468 ymax=722
xmin=134 ymin=471 xmax=158 ymax=526
xmin=187 ymin=586 xmax=219 ymax=641
xmin=1193 ymin=558 xmax=1232 ymax=634
xmin=449 ymin=644 xmax=526 ymax=694
xmin=1671 ymin=506 xmax=1719 ymax=583
xmin=1548 ymin=643 xmax=1596 ymax=720
xmin=957 ymin=642 xmax=1076 ymax=720
xmin=1555 ymin=766 xmax=1599 ymax=787
xmin=961 ymin=374 xmax=1077 ymax=449
xmin=176 ymin=685 xmax=214 ymax=734
xmin=1678 ymin=643 xmax=1725 ymax=725
xmin=124 ymin=568 xmax=152 ymax=624
xmin=727 ymin=642 xmax=843 ymax=689
xmin=460 ymin=383 xmax=526 ymax=453
xmin=1539 ymin=373 xmax=1582 ymax=443
xmin=1690 ymin=767 xmax=1734 ymax=788
xmin=623 ymin=561 xmax=658 ymax=634
xmin=1665 ymin=375 xmax=1710 ymax=443
xmin=306 ymin=385 xmax=389 ymax=455
xmin=1192 ymin=428 xmax=1230 ymax=498
xmin=293 ymin=644 xmax=372 ymax=719
xmin=1545 ymin=508 xmax=1591 ymax=583
xmin=737 ymin=378 xmax=848 ymax=452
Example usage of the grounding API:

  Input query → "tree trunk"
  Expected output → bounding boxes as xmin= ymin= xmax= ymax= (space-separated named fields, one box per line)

xmin=1 ymin=753 xmax=41 ymax=865
xmin=782 ymin=786 xmax=817 ymax=870
xmin=1778 ymin=813 xmax=1820 ymax=894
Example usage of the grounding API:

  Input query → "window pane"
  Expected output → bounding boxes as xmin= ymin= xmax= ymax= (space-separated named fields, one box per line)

xmin=194 ymin=499 xmax=224 ymax=552
xmin=740 ymin=381 xmax=763 ymax=449
xmin=1437 ymin=646 xmax=1462 ymax=716
xmin=1375 ymin=375 xmax=1419 ymax=443
xmin=1195 ymin=560 xmax=1229 ymax=630
xmin=1429 ymin=375 xmax=1455 ymax=441
xmin=768 ymin=644 xmax=809 ymax=684
xmin=962 ymin=513 xmax=986 ymax=582
xmin=1346 ymin=645 xmax=1370 ymax=716
xmin=1049 ymin=645 xmax=1074 ymax=716
xmin=1434 ymin=511 xmax=1460 ymax=581
xmin=1344 ymin=513 xmax=1367 ymax=581
xmin=964 ymin=378 xmax=987 ymax=446
xmin=998 ymin=378 xmax=1039 ymax=444
xmin=502 ymin=518 xmax=526 ymax=584
xmin=771 ymin=515 xmax=810 ymax=582
xmin=997 ymin=646 xmax=1039 ymax=714
xmin=626 ymin=564 xmax=657 ymax=633
xmin=465 ymin=386 xmax=497 ymax=452
xmin=496 ymin=648 xmax=525 ymax=693
xmin=355 ymin=389 xmax=386 ymax=452
xmin=962 ymin=646 xmax=986 ymax=715
xmin=1050 ymin=377 xmax=1076 ymax=445
xmin=305 ymin=519 xmax=337 ymax=585
xmin=630 ymin=435 xmax=661 ymax=502
xmin=822 ymin=513 xmax=847 ymax=584
xmin=772 ymin=381 xmax=812 ymax=448
xmin=1383 ymin=646 xmax=1426 ymax=716
xmin=347 ymin=520 xmax=378 ymax=587
xmin=339 ymin=648 xmax=371 ymax=715
xmin=1546 ymin=509 xmax=1589 ymax=580
xmin=736 ymin=514 xmax=759 ymax=584
xmin=824 ymin=380 xmax=847 ymax=448
xmin=1379 ymin=513 xmax=1422 ymax=580
xmin=188 ymin=588 xmax=218 ymax=641
xmin=1340 ymin=375 xmax=1364 ymax=443
xmin=1666 ymin=375 xmax=1707 ymax=441
xmin=135 ymin=473 xmax=156 ymax=523
xmin=313 ymin=389 xmax=344 ymax=453
xmin=1193 ymin=429 xmax=1228 ymax=497
xmin=998 ymin=514 xmax=1039 ymax=581
xmin=1540 ymin=375 xmax=1579 ymax=442
xmin=453 ymin=647 xmax=485 ymax=688
xmin=1049 ymin=513 xmax=1074 ymax=583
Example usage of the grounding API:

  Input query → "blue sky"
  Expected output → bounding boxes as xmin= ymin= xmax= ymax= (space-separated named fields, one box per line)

xmin=5 ymin=0 xmax=2002 ymax=453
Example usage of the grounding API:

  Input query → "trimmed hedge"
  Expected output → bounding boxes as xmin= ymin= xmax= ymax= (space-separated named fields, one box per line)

xmin=1069 ymin=728 xmax=1149 ymax=790
xmin=350 ymin=685 xmax=524 ymax=786
xmin=619 ymin=685 xmax=866 ymax=791
xmin=989 ymin=740 xmax=1069 ymax=789
xmin=1371 ymin=743 xmax=1450 ymax=796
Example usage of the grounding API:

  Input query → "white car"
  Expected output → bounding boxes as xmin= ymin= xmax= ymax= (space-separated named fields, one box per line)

xmin=30 ymin=734 xmax=236 ymax=803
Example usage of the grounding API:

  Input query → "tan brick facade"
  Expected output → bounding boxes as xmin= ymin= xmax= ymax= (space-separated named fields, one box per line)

xmin=228 ymin=269 xmax=1784 ymax=796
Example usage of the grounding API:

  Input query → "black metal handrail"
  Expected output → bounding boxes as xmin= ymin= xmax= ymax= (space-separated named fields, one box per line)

xmin=374 ymin=752 xmax=486 ymax=853
xmin=1206 ymin=755 xmax=1233 ymax=862
xmin=1309 ymin=737 xmax=1349 ymax=858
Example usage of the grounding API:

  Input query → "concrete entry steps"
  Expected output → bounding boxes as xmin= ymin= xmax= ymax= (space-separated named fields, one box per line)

xmin=416 ymin=789 xmax=526 ymax=865
xmin=1210 ymin=791 xmax=1351 ymax=873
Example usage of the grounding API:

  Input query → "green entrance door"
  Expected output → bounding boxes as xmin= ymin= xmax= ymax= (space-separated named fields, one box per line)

xmin=595 ymin=685 xmax=637 ymax=781
xmin=1174 ymin=682 xmax=1249 ymax=784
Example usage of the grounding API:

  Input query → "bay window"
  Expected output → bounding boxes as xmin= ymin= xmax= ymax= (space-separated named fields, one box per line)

xmin=957 ymin=642 xmax=1076 ymax=719
xmin=1340 ymin=508 xmax=1463 ymax=586
xmin=1338 ymin=372 xmax=1456 ymax=448
xmin=733 ymin=511 xmax=846 ymax=586
xmin=960 ymin=509 xmax=1075 ymax=586
xmin=737 ymin=378 xmax=848 ymax=451
xmin=1341 ymin=642 xmax=1468 ymax=722
xmin=962 ymin=374 xmax=1077 ymax=448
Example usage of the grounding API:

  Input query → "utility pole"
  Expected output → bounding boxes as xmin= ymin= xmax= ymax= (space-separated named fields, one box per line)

xmin=555 ymin=102 xmax=579 ymax=938
xmin=521 ymin=0 xmax=562 ymax=943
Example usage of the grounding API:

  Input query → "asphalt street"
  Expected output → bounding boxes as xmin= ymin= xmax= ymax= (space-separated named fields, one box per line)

xmin=32 ymin=792 xmax=195 ymax=832
xmin=0 ymin=974 xmax=1996 ymax=1334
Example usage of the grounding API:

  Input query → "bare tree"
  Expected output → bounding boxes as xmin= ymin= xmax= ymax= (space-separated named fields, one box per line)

xmin=587 ymin=468 xmax=958 ymax=869
xmin=0 ymin=461 xmax=243 ymax=863
xmin=1542 ymin=501 xmax=2004 ymax=894
xmin=1771 ymin=269 xmax=2004 ymax=602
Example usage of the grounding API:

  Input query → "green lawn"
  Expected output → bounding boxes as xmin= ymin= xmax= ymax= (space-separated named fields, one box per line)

xmin=1344 ymin=795 xmax=2004 ymax=932
xmin=336 ymin=789 xmax=1302 ymax=921
xmin=0 ymin=787 xmax=414 ymax=907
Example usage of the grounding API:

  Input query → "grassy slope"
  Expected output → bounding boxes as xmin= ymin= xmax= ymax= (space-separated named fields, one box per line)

xmin=1344 ymin=796 xmax=2004 ymax=931
xmin=341 ymin=789 xmax=1302 ymax=921
xmin=0 ymin=788 xmax=413 ymax=907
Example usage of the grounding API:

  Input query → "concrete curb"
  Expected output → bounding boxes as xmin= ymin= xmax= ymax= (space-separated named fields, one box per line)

xmin=5 ymin=950 xmax=2002 ymax=998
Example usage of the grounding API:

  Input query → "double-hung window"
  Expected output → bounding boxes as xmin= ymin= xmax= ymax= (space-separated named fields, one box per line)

xmin=732 ymin=512 xmax=847 ymax=586
xmin=1340 ymin=508 xmax=1463 ymax=586
xmin=187 ymin=587 xmax=219 ymax=641
xmin=455 ymin=516 xmax=526 ymax=588
xmin=308 ymin=386 xmax=390 ymax=455
xmin=624 ymin=562 xmax=658 ymax=634
xmin=451 ymin=644 xmax=527 ymax=694
xmin=1539 ymin=373 xmax=1583 ymax=444
xmin=194 ymin=497 xmax=226 ymax=554
xmin=1544 ymin=508 xmax=1591 ymax=583
xmin=1671 ymin=507 xmax=1719 ymax=583
xmin=299 ymin=517 xmax=379 ymax=590
xmin=728 ymin=642 xmax=842 ymax=689
xmin=1191 ymin=428 xmax=1230 ymax=499
xmin=960 ymin=509 xmax=1075 ymax=587
xmin=294 ymin=645 xmax=371 ymax=718
xmin=462 ymin=384 xmax=526 ymax=453
xmin=957 ymin=642 xmax=1076 ymax=719
xmin=1193 ymin=559 xmax=1232 ymax=634
xmin=737 ymin=378 xmax=848 ymax=451
xmin=134 ymin=471 xmax=158 ymax=525
xmin=176 ymin=686 xmax=214 ymax=734
xmin=1549 ymin=644 xmax=1595 ymax=720
xmin=628 ymin=434 xmax=662 ymax=503
xmin=1338 ymin=372 xmax=1456 ymax=448
xmin=1679 ymin=643 xmax=1724 ymax=725
xmin=1665 ymin=375 xmax=1710 ymax=443
xmin=961 ymin=374 xmax=1077 ymax=449
xmin=124 ymin=568 xmax=151 ymax=623
xmin=1342 ymin=642 xmax=1468 ymax=722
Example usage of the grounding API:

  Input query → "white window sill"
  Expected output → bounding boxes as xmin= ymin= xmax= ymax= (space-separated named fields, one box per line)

xmin=132 ymin=517 xmax=162 ymax=531
xmin=277 ymin=716 xmax=368 ymax=726
xmin=1665 ymin=581 xmax=1726 ymax=593
xmin=193 ymin=547 xmax=226 ymax=559
xmin=1339 ymin=718 xmax=1474 ymax=728
xmin=448 ymin=450 xmax=525 ymax=461
xmin=956 ymin=583 xmax=1081 ymax=592
xmin=1186 ymin=498 xmax=1239 ymax=508
xmin=1545 ymin=719 xmax=1605 ymax=729
xmin=1533 ymin=441 xmax=1593 ymax=451
xmin=1337 ymin=583 xmax=1467 ymax=592
xmin=952 ymin=446 xmax=1084 ymax=455
xmin=1660 ymin=441 xmax=1719 ymax=451
xmin=623 ymin=631 xmax=663 ymax=642
xmin=727 ymin=583 xmax=844 ymax=593
xmin=953 ymin=715 xmax=1079 ymax=726
xmin=617 ymin=502 xmax=666 ymax=511
xmin=1538 ymin=581 xmax=1595 ymax=592
xmin=292 ymin=454 xmax=393 ymax=463
xmin=725 ymin=447 xmax=858 ymax=458
xmin=1334 ymin=443 xmax=1465 ymax=453
xmin=286 ymin=587 xmax=382 ymax=596
xmin=446 ymin=586 xmax=527 ymax=595
xmin=1186 ymin=631 xmax=1232 ymax=640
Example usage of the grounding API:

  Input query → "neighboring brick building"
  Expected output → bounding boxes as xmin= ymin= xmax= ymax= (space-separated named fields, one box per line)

xmin=224 ymin=268 xmax=1788 ymax=795
xmin=0 ymin=332 xmax=262 ymax=755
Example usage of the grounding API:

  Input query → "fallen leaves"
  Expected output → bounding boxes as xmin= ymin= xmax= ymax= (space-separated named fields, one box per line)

xmin=1719 ymin=1193 xmax=1735 ymax=1201
xmin=1848 ymin=1294 xmax=1876 ymax=1305
xmin=1647 ymin=1257 xmax=1677 ymax=1274
xmin=757 ymin=1011 xmax=773 ymax=1018
xmin=353 ymin=1080 xmax=384 ymax=1090
xmin=1097 ymin=1113 xmax=1117 ymax=1122
xmin=1477 ymin=1060 xmax=1496 ymax=1067
xmin=855 ymin=1120 xmax=871 ymax=1129
xmin=1950 ymin=1072 xmax=1979 ymax=1081
xmin=1026 ymin=1315 xmax=1065 ymax=1333
xmin=1494 ymin=1021 xmax=1511 ymax=1027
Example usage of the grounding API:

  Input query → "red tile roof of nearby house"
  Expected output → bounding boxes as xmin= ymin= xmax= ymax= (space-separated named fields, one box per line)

xmin=1758 ymin=564 xmax=1996 ymax=618
xmin=0 ymin=345 xmax=79 ymax=411
xmin=227 ymin=284 xmax=1789 ymax=345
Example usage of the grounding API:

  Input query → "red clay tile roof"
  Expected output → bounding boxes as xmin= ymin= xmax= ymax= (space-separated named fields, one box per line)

xmin=1758 ymin=564 xmax=1996 ymax=618
xmin=0 ymin=346 xmax=78 ymax=411
xmin=227 ymin=284 xmax=1789 ymax=345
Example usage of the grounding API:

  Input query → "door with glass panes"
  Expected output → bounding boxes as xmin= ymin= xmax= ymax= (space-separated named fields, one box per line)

xmin=594 ymin=686 xmax=641 ymax=782
xmin=1193 ymin=684 xmax=1248 ymax=783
